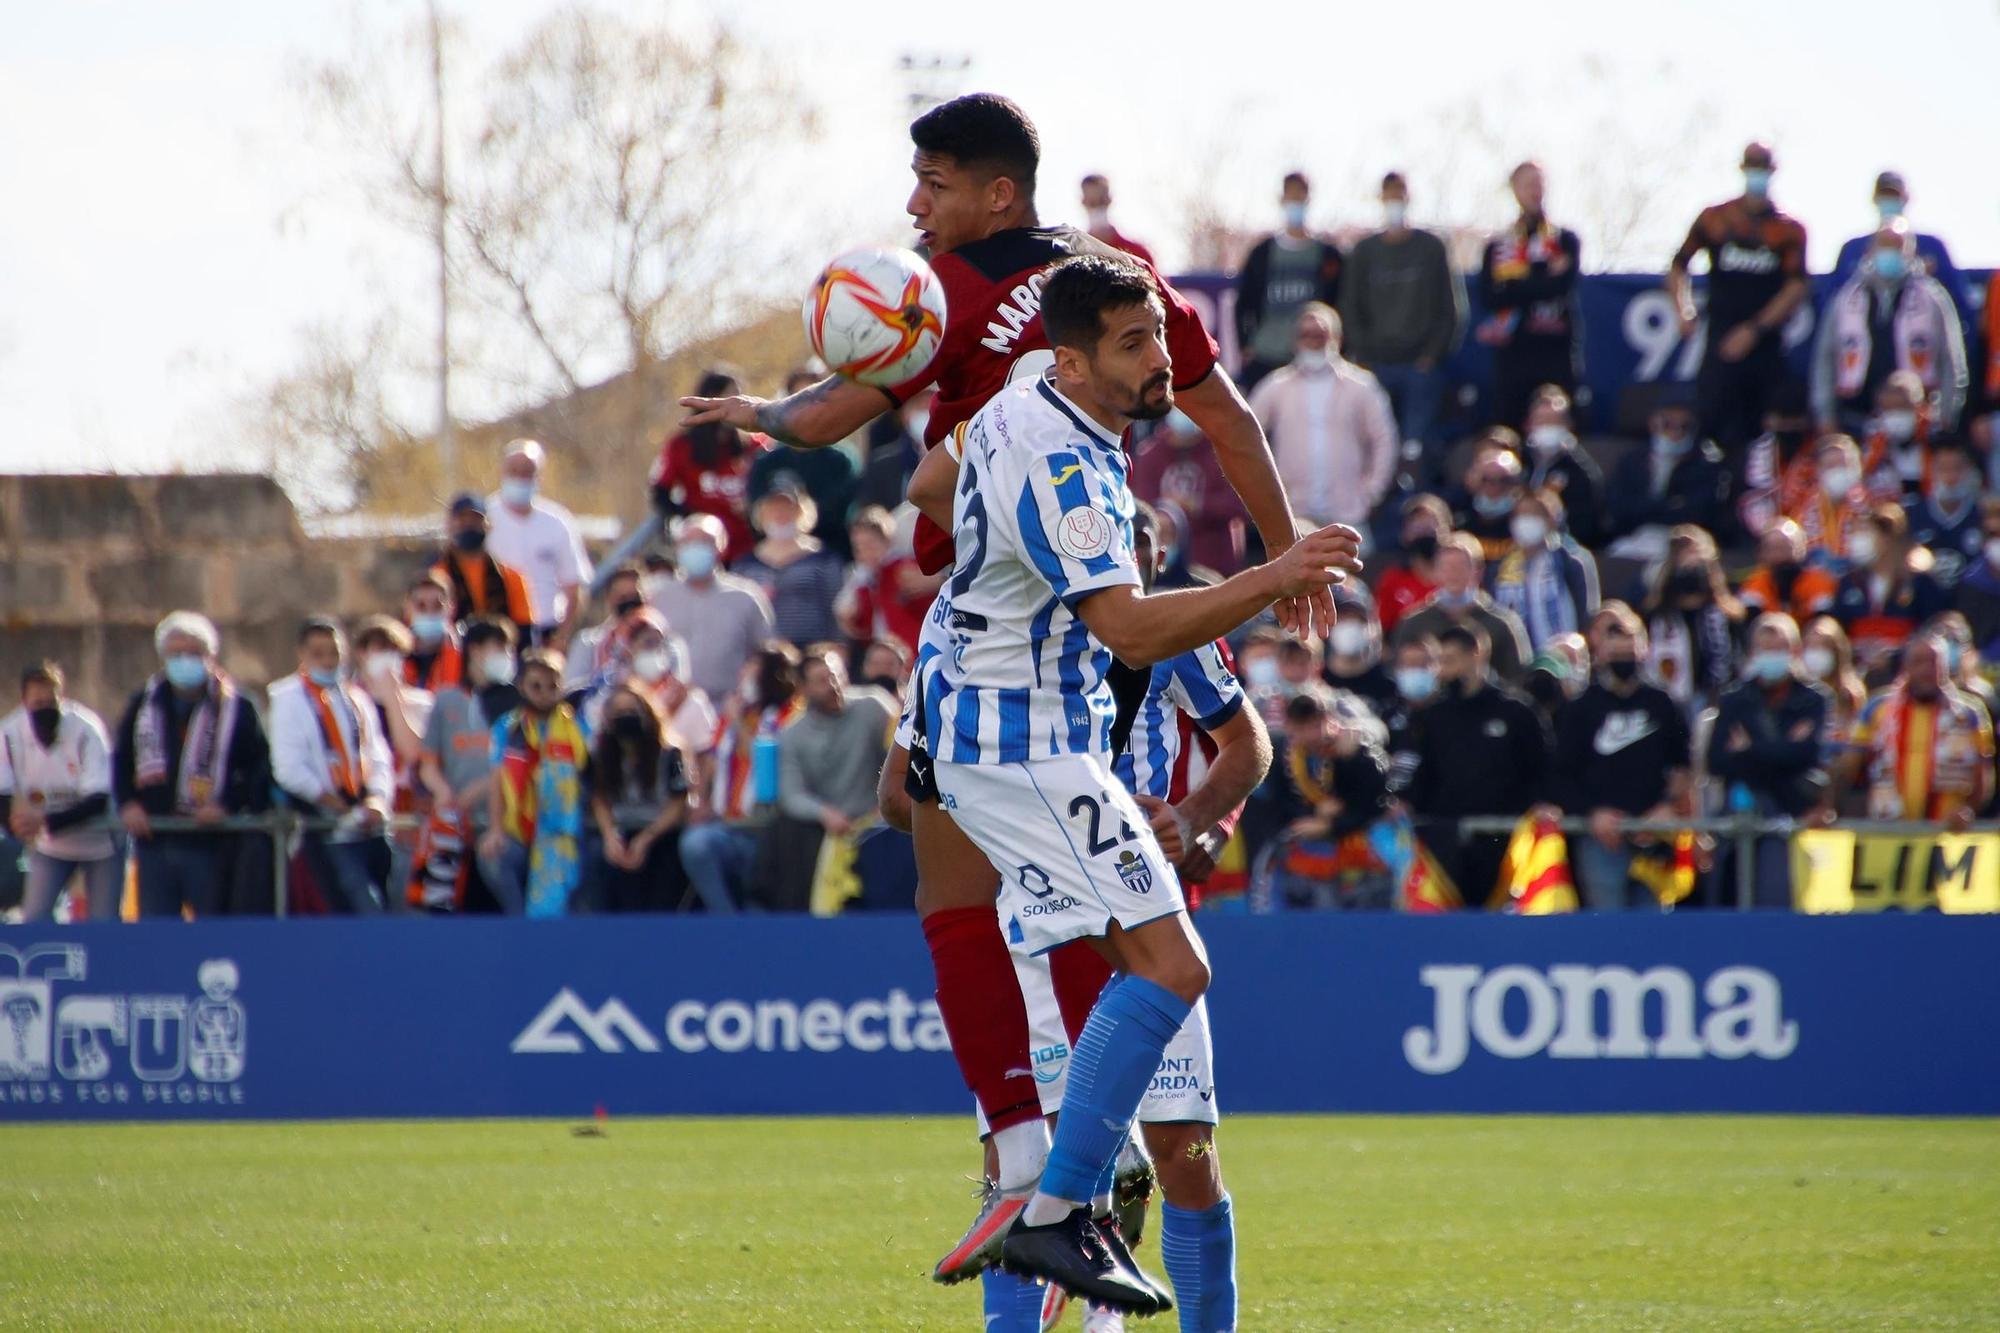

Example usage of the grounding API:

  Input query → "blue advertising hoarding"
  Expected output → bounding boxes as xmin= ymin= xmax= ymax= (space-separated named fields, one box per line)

xmin=2 ymin=914 xmax=1995 ymax=1121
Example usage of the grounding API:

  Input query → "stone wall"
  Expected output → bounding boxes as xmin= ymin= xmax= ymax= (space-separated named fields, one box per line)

xmin=0 ymin=474 xmax=445 ymax=719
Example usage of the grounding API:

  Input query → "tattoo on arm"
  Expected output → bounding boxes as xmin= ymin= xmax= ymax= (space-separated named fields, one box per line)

xmin=753 ymin=377 xmax=844 ymax=448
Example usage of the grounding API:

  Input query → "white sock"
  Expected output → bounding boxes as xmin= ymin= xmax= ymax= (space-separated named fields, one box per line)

xmin=1023 ymin=1187 xmax=1079 ymax=1228
xmin=991 ymin=1119 xmax=1051 ymax=1193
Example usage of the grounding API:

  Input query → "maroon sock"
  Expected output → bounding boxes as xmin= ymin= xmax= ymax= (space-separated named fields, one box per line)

xmin=922 ymin=906 xmax=1042 ymax=1132
xmin=1049 ymin=941 xmax=1117 ymax=1044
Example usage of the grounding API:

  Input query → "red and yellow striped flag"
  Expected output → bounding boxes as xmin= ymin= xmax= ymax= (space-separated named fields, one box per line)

xmin=1496 ymin=812 xmax=1579 ymax=914
xmin=1630 ymin=830 xmax=1698 ymax=907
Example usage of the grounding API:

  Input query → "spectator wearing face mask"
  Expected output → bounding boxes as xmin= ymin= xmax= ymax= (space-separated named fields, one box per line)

xmin=1857 ymin=371 xmax=1942 ymax=508
xmin=835 ymin=505 xmax=939 ymax=658
xmin=1955 ymin=500 xmax=2000 ymax=662
xmin=1234 ymin=627 xmax=1291 ymax=732
xmin=1707 ymin=612 xmax=1831 ymax=906
xmin=1130 ymin=408 xmax=1251 ymax=577
xmin=485 ymin=439 xmax=594 ymax=651
xmin=434 ymin=493 xmax=534 ymax=645
xmin=1324 ymin=611 xmax=1398 ymax=719
xmin=1341 ymin=171 xmax=1466 ymax=456
xmin=747 ymin=368 xmax=861 ymax=560
xmin=1736 ymin=379 xmax=1820 ymax=541
xmin=607 ymin=610 xmax=718 ymax=802
xmin=1376 ymin=495 xmax=1452 ymax=635
xmin=1800 ymin=616 xmax=1869 ymax=771
xmin=1842 ymin=633 xmax=1994 ymax=828
xmin=1814 ymin=218 xmax=1967 ymax=437
xmin=1924 ymin=612 xmax=1997 ymax=719
xmin=1831 ymin=503 xmax=1951 ymax=673
xmin=1234 ymin=171 xmax=1344 ymax=389
xmin=1 ymin=662 xmax=118 ymax=923
xmin=857 ymin=638 xmax=910 ymax=704
xmin=590 ymin=685 xmax=693 ymax=914
xmin=1786 ymin=434 xmax=1872 ymax=569
xmin=1907 ymin=437 xmax=1987 ymax=589
xmin=1394 ymin=534 xmax=1533 ymax=684
xmin=736 ymin=478 xmax=845 ymax=649
xmin=1518 ymin=385 xmax=1605 ymax=548
xmin=647 ymin=514 xmax=776 ymax=703
xmin=1739 ymin=518 xmax=1838 ymax=623
xmin=1667 ymin=142 xmax=1809 ymax=450
xmin=1478 ymin=162 xmax=1582 ymax=429
xmin=1454 ymin=439 xmax=1526 ymax=565
xmin=413 ymin=616 xmax=519 ymax=913
xmin=352 ymin=614 xmax=437 ymax=902
xmin=1606 ymin=391 xmax=1735 ymax=547
xmin=1382 ymin=635 xmax=1440 ymax=794
xmin=1080 ymin=173 xmax=1154 ymax=265
xmin=269 ymin=619 xmax=397 ymax=915
xmin=653 ymin=367 xmax=769 ymax=560
xmin=402 ymin=572 xmax=463 ymax=692
xmin=1246 ymin=302 xmax=1398 ymax=535
xmin=1637 ymin=525 xmax=1745 ymax=718
xmin=1554 ymin=603 xmax=1693 ymax=910
xmin=1489 ymin=488 xmax=1599 ymax=655
xmin=1831 ymin=172 xmax=1976 ymax=328
xmin=680 ymin=643 xmax=804 ymax=913
xmin=564 ymin=564 xmax=659 ymax=693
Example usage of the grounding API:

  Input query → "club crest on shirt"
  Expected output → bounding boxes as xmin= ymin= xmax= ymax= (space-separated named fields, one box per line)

xmin=1057 ymin=507 xmax=1113 ymax=560
xmin=1115 ymin=849 xmax=1153 ymax=895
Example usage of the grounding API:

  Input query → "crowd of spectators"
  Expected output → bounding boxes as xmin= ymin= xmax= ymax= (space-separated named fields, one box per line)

xmin=5 ymin=145 xmax=1998 ymax=920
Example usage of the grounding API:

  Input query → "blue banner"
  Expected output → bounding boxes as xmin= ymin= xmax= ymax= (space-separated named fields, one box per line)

xmin=2 ymin=915 xmax=1995 ymax=1120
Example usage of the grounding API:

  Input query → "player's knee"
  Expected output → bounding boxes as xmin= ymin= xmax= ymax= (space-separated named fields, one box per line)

xmin=1146 ymin=1124 xmax=1224 ymax=1210
xmin=1154 ymin=950 xmax=1210 ymax=1006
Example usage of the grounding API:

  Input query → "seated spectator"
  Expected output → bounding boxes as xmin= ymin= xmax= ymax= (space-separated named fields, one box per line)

xmin=648 ymin=514 xmax=776 ymax=703
xmin=1453 ymin=435 xmax=1523 ymax=565
xmin=1130 ymin=408 xmax=1251 ymax=576
xmin=434 ymin=493 xmax=534 ymax=644
xmin=1831 ymin=503 xmax=1950 ymax=673
xmin=1812 ymin=218 xmax=1967 ymax=436
xmin=773 ymin=646 xmax=895 ymax=915
xmin=1555 ymin=602 xmax=1693 ymax=910
xmin=1278 ymin=688 xmax=1392 ymax=907
xmin=836 ymin=505 xmax=938 ymax=658
xmin=855 ymin=637 xmax=910 ymax=700
xmin=679 ymin=643 xmax=803 ymax=913
xmin=1234 ymin=170 xmax=1344 ymax=389
xmin=1375 ymin=495 xmax=1451 ymax=634
xmin=1736 ymin=379 xmax=1820 ymax=541
xmin=269 ymin=618 xmax=395 ymax=915
xmin=589 ymin=685 xmax=692 ymax=913
xmin=1637 ymin=526 xmax=1745 ymax=719
xmin=1519 ymin=385 xmax=1605 ymax=547
xmin=1856 ymin=371 xmax=1940 ymax=507
xmin=1247 ymin=302 xmax=1398 ymax=533
xmin=1326 ymin=612 xmax=1397 ymax=717
xmin=1606 ymin=391 xmax=1734 ymax=550
xmin=651 ymin=367 xmax=767 ymax=560
xmin=114 ymin=612 xmax=271 ymax=919
xmin=1477 ymin=162 xmax=1582 ymax=429
xmin=736 ymin=479 xmax=845 ymax=648
xmin=1957 ymin=499 xmax=2000 ymax=662
xmin=1801 ymin=615 xmax=1870 ymax=774
xmin=352 ymin=614 xmax=436 ymax=898
xmin=1830 ymin=171 xmax=1976 ymax=327
xmin=1739 ymin=518 xmax=1839 ymax=623
xmin=1489 ymin=488 xmax=1599 ymax=655
xmin=486 ymin=438 xmax=594 ymax=650
xmin=1 ymin=662 xmax=118 ymax=922
xmin=1402 ymin=622 xmax=1551 ymax=908
xmin=1394 ymin=534 xmax=1533 ymax=684
xmin=413 ymin=617 xmax=519 ymax=913
xmin=1707 ymin=612 xmax=1832 ymax=906
xmin=748 ymin=368 xmax=860 ymax=559
xmin=564 ymin=564 xmax=656 ymax=693
xmin=1843 ymin=633 xmax=1994 ymax=827
xmin=1787 ymin=434 xmax=1872 ymax=569
xmin=402 ymin=572 xmax=464 ymax=691
xmin=480 ymin=649 xmax=590 ymax=917
xmin=1906 ymin=436 xmax=1986 ymax=588
xmin=613 ymin=611 xmax=719 ymax=799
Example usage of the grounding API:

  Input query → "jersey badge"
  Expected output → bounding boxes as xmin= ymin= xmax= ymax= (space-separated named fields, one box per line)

xmin=1114 ymin=849 xmax=1153 ymax=896
xmin=1056 ymin=508 xmax=1113 ymax=561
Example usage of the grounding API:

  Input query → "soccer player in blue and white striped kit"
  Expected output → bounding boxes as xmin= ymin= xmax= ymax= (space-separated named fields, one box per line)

xmin=904 ymin=254 xmax=1360 ymax=1317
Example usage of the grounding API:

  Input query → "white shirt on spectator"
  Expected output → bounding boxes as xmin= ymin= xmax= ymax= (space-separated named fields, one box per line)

xmin=268 ymin=674 xmax=396 ymax=822
xmin=485 ymin=494 xmax=593 ymax=627
xmin=1248 ymin=354 xmax=1399 ymax=528
xmin=0 ymin=703 xmax=115 ymax=861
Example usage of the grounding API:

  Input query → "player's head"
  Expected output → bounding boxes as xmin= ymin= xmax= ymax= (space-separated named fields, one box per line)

xmin=907 ymin=93 xmax=1039 ymax=254
xmin=1041 ymin=255 xmax=1172 ymax=424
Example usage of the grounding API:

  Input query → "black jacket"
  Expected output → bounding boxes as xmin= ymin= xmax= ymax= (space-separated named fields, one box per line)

xmin=1234 ymin=234 xmax=1343 ymax=354
xmin=113 ymin=679 xmax=271 ymax=818
xmin=1706 ymin=676 xmax=1832 ymax=816
xmin=1606 ymin=440 xmax=1735 ymax=544
xmin=1524 ymin=447 xmax=1607 ymax=548
xmin=1552 ymin=681 xmax=1690 ymax=815
xmin=1404 ymin=679 xmax=1551 ymax=818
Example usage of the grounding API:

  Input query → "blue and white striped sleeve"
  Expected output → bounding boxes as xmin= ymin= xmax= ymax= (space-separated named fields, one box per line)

xmin=1167 ymin=641 xmax=1244 ymax=732
xmin=1014 ymin=449 xmax=1138 ymax=609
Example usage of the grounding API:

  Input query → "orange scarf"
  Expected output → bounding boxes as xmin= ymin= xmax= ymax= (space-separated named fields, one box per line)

xmin=304 ymin=677 xmax=368 ymax=799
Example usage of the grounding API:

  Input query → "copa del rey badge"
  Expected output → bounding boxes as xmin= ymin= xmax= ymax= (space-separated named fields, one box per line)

xmin=1056 ymin=507 xmax=1113 ymax=560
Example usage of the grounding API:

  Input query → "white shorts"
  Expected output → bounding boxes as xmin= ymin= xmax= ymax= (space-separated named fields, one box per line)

xmin=934 ymin=751 xmax=1187 ymax=957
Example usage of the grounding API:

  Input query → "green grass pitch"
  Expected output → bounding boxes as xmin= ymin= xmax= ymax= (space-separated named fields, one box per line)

xmin=3 ymin=1115 xmax=1996 ymax=1330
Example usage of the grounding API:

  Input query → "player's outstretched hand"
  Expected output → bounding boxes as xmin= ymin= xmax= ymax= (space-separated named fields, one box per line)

xmin=677 ymin=394 xmax=765 ymax=430
xmin=1268 ymin=523 xmax=1364 ymax=602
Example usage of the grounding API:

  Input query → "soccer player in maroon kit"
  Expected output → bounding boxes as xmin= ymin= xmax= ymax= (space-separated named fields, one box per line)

xmin=679 ymin=94 xmax=1357 ymax=1281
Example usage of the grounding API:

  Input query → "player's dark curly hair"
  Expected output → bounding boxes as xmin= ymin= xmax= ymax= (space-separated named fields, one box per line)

xmin=909 ymin=93 xmax=1039 ymax=196
xmin=1039 ymin=255 xmax=1159 ymax=354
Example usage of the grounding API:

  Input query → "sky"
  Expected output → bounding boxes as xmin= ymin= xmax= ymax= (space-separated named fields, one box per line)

xmin=2 ymin=0 xmax=1997 ymax=479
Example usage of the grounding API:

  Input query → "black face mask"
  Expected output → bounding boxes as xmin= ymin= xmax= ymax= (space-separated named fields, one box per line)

xmin=478 ymin=682 xmax=520 ymax=718
xmin=1770 ymin=560 xmax=1800 ymax=594
xmin=863 ymin=674 xmax=902 ymax=695
xmin=1669 ymin=567 xmax=1708 ymax=599
xmin=612 ymin=597 xmax=645 ymax=620
xmin=452 ymin=529 xmax=487 ymax=554
xmin=1526 ymin=672 xmax=1564 ymax=710
xmin=1773 ymin=427 xmax=1808 ymax=453
xmin=1606 ymin=658 xmax=1640 ymax=682
xmin=29 ymin=706 xmax=61 ymax=747
xmin=1405 ymin=533 xmax=1439 ymax=563
xmin=609 ymin=713 xmax=648 ymax=742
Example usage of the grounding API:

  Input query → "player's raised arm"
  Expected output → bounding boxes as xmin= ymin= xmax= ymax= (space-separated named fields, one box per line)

xmin=678 ymin=373 xmax=889 ymax=449
xmin=905 ymin=423 xmax=964 ymax=532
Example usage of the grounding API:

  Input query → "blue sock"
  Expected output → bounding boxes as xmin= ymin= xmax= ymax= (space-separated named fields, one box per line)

xmin=981 ymin=1267 xmax=1043 ymax=1331
xmin=1039 ymin=976 xmax=1192 ymax=1205
xmin=1161 ymin=1195 xmax=1236 ymax=1333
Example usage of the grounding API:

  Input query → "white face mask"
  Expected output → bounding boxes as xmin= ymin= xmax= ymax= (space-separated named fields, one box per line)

xmin=1526 ymin=425 xmax=1571 ymax=455
xmin=481 ymin=652 xmax=518 ymax=687
xmin=1384 ymin=201 xmax=1408 ymax=228
xmin=1085 ymin=206 xmax=1111 ymax=232
xmin=1330 ymin=622 xmax=1369 ymax=658
xmin=1510 ymin=515 xmax=1550 ymax=547
xmin=1801 ymin=646 xmax=1836 ymax=680
xmin=1293 ymin=343 xmax=1333 ymax=369
xmin=630 ymin=649 xmax=670 ymax=683
xmin=363 ymin=651 xmax=402 ymax=682
xmin=764 ymin=521 xmax=799 ymax=543
xmin=1846 ymin=531 xmax=1880 ymax=565
xmin=1820 ymin=466 xmax=1858 ymax=498
xmin=1878 ymin=409 xmax=1918 ymax=443
xmin=1985 ymin=538 xmax=2000 ymax=569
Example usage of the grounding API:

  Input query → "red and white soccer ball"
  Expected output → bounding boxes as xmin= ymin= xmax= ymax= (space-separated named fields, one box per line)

xmin=802 ymin=247 xmax=948 ymax=387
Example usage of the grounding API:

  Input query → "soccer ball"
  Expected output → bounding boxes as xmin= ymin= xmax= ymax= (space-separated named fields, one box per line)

xmin=803 ymin=248 xmax=947 ymax=387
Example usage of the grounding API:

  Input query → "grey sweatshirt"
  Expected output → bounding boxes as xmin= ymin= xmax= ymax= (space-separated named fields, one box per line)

xmin=1339 ymin=229 xmax=1466 ymax=368
xmin=777 ymin=690 xmax=894 ymax=823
